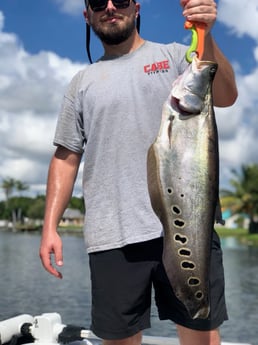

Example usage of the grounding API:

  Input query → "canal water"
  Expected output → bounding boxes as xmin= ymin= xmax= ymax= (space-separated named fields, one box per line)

xmin=0 ymin=231 xmax=257 ymax=345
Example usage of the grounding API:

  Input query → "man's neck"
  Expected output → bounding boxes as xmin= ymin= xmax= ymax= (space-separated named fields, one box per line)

xmin=103 ymin=31 xmax=145 ymax=58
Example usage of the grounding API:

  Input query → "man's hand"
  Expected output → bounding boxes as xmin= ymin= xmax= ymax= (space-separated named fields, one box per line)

xmin=39 ymin=230 xmax=63 ymax=279
xmin=180 ymin=0 xmax=217 ymax=34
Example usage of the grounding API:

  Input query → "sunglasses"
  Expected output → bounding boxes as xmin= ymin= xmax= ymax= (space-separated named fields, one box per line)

xmin=88 ymin=0 xmax=133 ymax=12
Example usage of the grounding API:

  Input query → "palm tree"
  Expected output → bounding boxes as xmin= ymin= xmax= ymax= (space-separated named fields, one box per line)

xmin=15 ymin=180 xmax=29 ymax=195
xmin=1 ymin=178 xmax=30 ymax=226
xmin=1 ymin=177 xmax=17 ymax=202
xmin=220 ymin=164 xmax=258 ymax=233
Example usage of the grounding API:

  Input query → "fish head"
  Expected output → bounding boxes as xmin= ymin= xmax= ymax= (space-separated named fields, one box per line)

xmin=171 ymin=56 xmax=218 ymax=115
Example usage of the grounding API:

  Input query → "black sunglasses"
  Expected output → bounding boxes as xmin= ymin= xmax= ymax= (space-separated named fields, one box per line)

xmin=87 ymin=0 xmax=133 ymax=12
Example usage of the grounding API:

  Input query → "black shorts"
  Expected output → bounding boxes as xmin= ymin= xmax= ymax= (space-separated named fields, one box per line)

xmin=89 ymin=231 xmax=228 ymax=340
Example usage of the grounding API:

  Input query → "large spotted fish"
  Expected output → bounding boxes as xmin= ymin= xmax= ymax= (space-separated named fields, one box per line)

xmin=147 ymin=56 xmax=219 ymax=319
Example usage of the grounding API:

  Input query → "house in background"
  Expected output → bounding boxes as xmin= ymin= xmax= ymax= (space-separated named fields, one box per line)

xmin=221 ymin=209 xmax=249 ymax=230
xmin=59 ymin=208 xmax=84 ymax=227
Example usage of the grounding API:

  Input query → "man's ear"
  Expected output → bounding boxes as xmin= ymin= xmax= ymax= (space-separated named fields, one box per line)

xmin=135 ymin=3 xmax=141 ymax=19
xmin=83 ymin=9 xmax=90 ymax=25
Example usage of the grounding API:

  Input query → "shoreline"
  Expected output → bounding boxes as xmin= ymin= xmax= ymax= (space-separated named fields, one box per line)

xmin=1 ymin=225 xmax=258 ymax=246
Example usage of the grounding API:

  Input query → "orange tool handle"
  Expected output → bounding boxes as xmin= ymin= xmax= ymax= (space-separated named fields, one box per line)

xmin=184 ymin=20 xmax=206 ymax=60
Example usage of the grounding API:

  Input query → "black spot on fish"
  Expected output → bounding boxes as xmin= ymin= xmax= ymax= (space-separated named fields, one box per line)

xmin=181 ymin=261 xmax=195 ymax=270
xmin=179 ymin=248 xmax=191 ymax=257
xmin=172 ymin=205 xmax=181 ymax=215
xmin=174 ymin=234 xmax=188 ymax=245
xmin=195 ymin=291 xmax=204 ymax=300
xmin=188 ymin=277 xmax=200 ymax=286
xmin=174 ymin=219 xmax=185 ymax=228
xmin=167 ymin=188 xmax=173 ymax=194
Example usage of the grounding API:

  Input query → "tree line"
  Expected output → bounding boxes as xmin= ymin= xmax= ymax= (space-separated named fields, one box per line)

xmin=220 ymin=164 xmax=258 ymax=234
xmin=0 ymin=177 xmax=84 ymax=224
xmin=1 ymin=163 xmax=258 ymax=233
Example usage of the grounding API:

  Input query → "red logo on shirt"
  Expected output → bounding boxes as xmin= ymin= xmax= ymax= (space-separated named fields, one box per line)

xmin=144 ymin=60 xmax=170 ymax=75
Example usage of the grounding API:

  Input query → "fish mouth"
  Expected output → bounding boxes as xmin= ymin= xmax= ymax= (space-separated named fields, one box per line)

xmin=170 ymin=96 xmax=200 ymax=116
xmin=170 ymin=56 xmax=218 ymax=116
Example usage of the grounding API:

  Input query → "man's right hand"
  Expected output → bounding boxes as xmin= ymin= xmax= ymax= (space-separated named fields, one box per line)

xmin=39 ymin=230 xmax=63 ymax=279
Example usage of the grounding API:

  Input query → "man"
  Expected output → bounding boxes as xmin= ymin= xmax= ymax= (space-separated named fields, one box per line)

xmin=39 ymin=1 xmax=238 ymax=344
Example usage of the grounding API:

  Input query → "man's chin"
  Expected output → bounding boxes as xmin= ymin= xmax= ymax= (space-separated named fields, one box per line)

xmin=93 ymin=27 xmax=133 ymax=45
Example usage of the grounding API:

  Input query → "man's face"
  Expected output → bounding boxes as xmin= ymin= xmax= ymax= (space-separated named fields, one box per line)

xmin=85 ymin=1 xmax=139 ymax=45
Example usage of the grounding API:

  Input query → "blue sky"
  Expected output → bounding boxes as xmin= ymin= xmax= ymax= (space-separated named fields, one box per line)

xmin=0 ymin=0 xmax=258 ymax=199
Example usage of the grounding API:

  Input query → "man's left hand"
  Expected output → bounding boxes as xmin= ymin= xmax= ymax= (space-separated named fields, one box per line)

xmin=180 ymin=0 xmax=217 ymax=34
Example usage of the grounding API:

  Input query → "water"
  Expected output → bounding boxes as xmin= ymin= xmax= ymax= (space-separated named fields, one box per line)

xmin=220 ymin=238 xmax=258 ymax=344
xmin=0 ymin=231 xmax=257 ymax=345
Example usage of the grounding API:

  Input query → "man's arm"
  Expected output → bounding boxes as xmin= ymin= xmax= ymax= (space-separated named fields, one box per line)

xmin=202 ymin=34 xmax=238 ymax=107
xmin=39 ymin=146 xmax=82 ymax=279
xmin=181 ymin=0 xmax=238 ymax=107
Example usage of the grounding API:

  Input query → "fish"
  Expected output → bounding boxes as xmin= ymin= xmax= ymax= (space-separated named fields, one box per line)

xmin=147 ymin=56 xmax=219 ymax=319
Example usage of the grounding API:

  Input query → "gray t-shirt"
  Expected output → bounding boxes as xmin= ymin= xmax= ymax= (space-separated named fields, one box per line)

xmin=54 ymin=40 xmax=188 ymax=253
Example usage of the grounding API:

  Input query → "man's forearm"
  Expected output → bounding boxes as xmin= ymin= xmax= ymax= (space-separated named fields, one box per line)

xmin=203 ymin=34 xmax=238 ymax=107
xmin=43 ymin=148 xmax=82 ymax=232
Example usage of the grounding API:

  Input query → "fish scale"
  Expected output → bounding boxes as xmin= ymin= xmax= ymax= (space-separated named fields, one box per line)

xmin=147 ymin=56 xmax=219 ymax=319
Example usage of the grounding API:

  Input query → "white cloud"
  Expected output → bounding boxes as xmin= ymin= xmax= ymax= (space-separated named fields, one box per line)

xmin=0 ymin=11 xmax=84 ymax=200
xmin=216 ymin=45 xmax=258 ymax=188
xmin=53 ymin=0 xmax=85 ymax=15
xmin=214 ymin=0 xmax=258 ymax=188
xmin=218 ymin=0 xmax=258 ymax=41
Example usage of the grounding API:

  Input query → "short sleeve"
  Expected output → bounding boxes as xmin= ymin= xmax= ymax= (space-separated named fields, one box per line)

xmin=54 ymin=70 xmax=86 ymax=153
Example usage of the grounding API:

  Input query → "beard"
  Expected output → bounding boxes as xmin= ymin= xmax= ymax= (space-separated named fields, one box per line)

xmin=91 ymin=14 xmax=136 ymax=45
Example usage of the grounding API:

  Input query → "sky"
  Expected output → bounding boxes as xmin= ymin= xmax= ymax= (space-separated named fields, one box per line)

xmin=0 ymin=0 xmax=258 ymax=201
